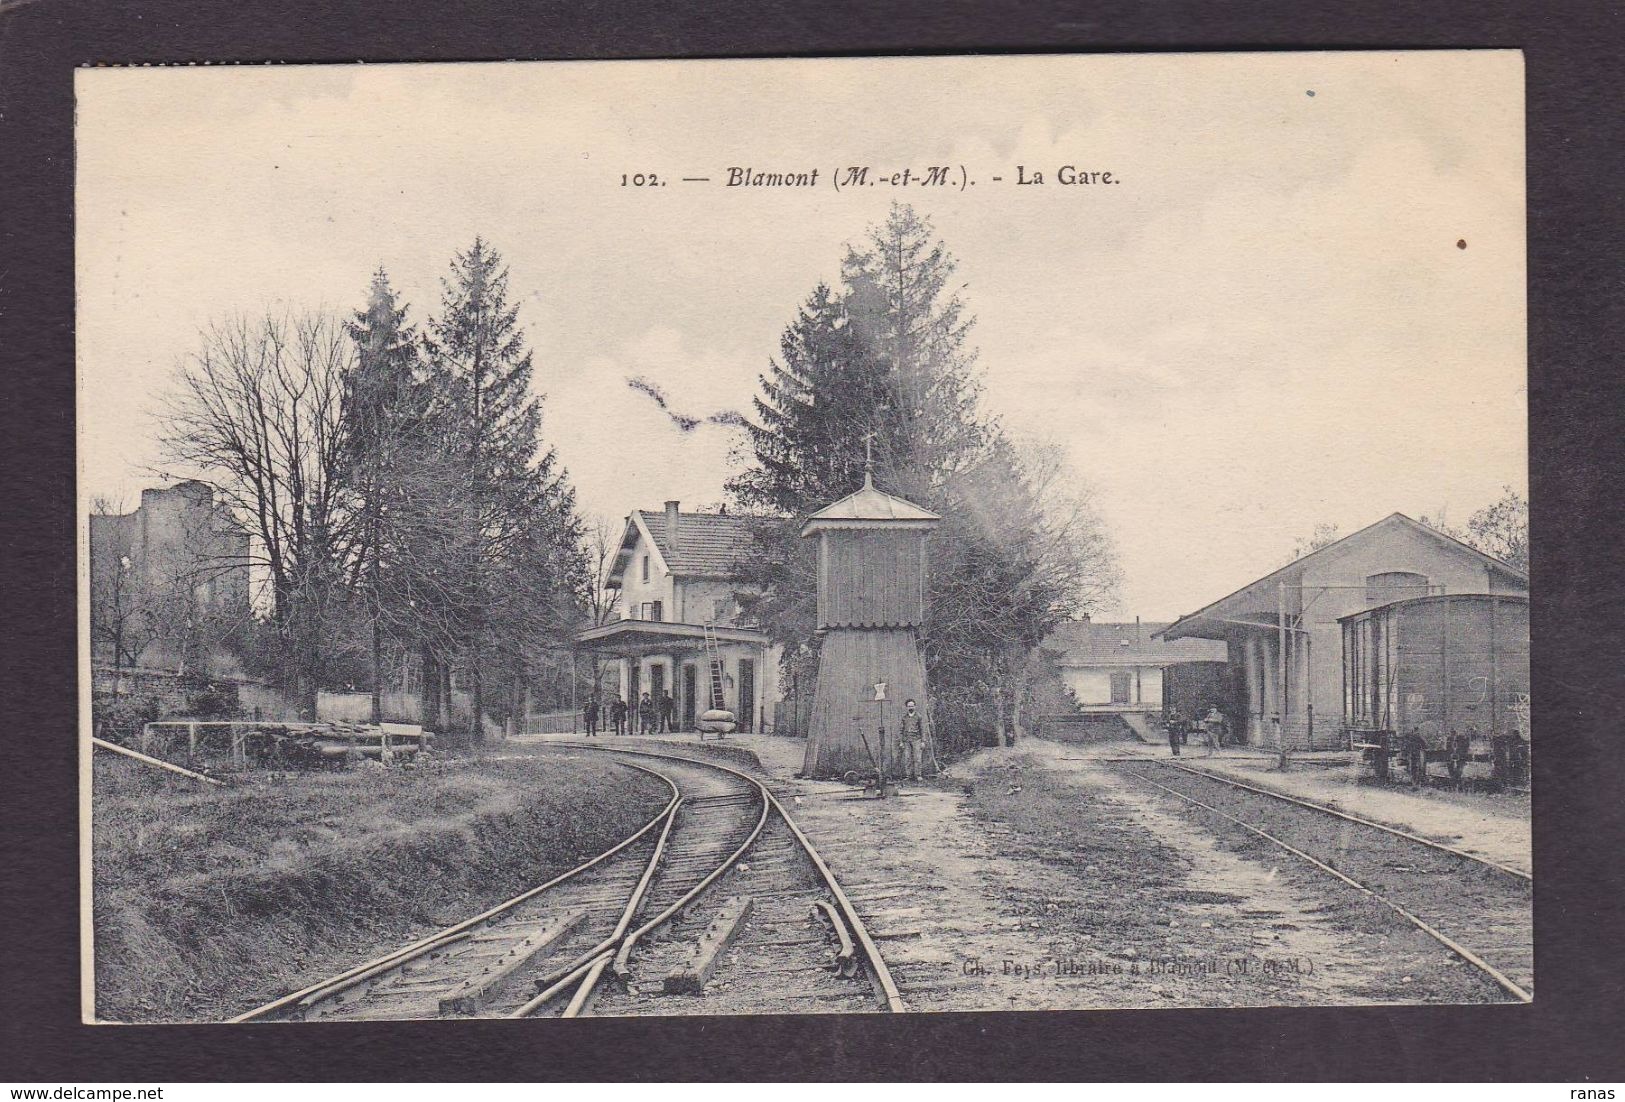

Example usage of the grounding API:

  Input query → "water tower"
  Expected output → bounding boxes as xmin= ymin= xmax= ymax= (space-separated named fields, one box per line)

xmin=800 ymin=464 xmax=941 ymax=779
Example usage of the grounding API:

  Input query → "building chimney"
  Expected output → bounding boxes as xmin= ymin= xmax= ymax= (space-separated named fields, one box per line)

xmin=664 ymin=500 xmax=680 ymax=550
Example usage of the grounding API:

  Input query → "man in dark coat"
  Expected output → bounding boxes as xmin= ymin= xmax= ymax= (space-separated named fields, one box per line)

xmin=610 ymin=695 xmax=628 ymax=736
xmin=659 ymin=690 xmax=676 ymax=733
xmin=638 ymin=692 xmax=656 ymax=735
xmin=584 ymin=696 xmax=600 ymax=737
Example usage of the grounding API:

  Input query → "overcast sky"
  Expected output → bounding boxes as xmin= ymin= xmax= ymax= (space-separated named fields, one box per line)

xmin=76 ymin=52 xmax=1525 ymax=621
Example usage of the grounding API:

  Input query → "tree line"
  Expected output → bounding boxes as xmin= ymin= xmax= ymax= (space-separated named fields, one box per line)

xmin=140 ymin=211 xmax=1119 ymax=751
xmin=155 ymin=239 xmax=587 ymax=740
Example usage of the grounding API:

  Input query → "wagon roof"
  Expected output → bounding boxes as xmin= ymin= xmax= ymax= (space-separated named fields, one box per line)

xmin=1336 ymin=590 xmax=1530 ymax=623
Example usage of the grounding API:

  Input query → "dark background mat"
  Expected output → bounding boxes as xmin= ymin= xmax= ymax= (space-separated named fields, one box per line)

xmin=3 ymin=0 xmax=1622 ymax=1082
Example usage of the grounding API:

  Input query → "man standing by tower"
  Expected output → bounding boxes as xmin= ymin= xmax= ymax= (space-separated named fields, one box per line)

xmin=899 ymin=699 xmax=926 ymax=781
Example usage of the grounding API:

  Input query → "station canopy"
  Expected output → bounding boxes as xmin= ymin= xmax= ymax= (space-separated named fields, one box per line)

xmin=574 ymin=619 xmax=770 ymax=658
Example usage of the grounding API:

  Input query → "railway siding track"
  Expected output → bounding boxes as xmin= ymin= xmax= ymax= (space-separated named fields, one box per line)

xmin=233 ymin=745 xmax=900 ymax=1022
xmin=1112 ymin=759 xmax=1533 ymax=1003
xmin=1137 ymin=758 xmax=1532 ymax=880
xmin=231 ymin=755 xmax=681 ymax=1023
xmin=565 ymin=744 xmax=903 ymax=1017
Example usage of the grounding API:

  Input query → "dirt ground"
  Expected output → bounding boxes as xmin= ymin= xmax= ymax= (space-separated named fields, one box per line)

xmin=568 ymin=731 xmax=1513 ymax=1009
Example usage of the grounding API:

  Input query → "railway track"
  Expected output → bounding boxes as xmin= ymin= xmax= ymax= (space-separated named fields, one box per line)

xmin=233 ymin=745 xmax=901 ymax=1022
xmin=1111 ymin=758 xmax=1533 ymax=1003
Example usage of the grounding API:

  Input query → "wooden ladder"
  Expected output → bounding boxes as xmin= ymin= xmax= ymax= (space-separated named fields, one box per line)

xmin=702 ymin=621 xmax=726 ymax=711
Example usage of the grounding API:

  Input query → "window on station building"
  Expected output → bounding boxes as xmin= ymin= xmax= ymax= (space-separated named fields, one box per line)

xmin=641 ymin=600 xmax=663 ymax=623
xmin=1366 ymin=570 xmax=1429 ymax=602
xmin=641 ymin=555 xmax=649 ymax=582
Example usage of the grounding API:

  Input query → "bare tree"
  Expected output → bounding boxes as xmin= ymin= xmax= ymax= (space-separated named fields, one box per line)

xmin=156 ymin=309 xmax=358 ymax=716
xmin=1014 ymin=437 xmax=1123 ymax=617
xmin=928 ymin=435 xmax=1121 ymax=745
xmin=89 ymin=491 xmax=256 ymax=682
xmin=583 ymin=515 xmax=622 ymax=629
xmin=1289 ymin=522 xmax=1343 ymax=562
xmin=578 ymin=514 xmax=624 ymax=699
xmin=1463 ymin=486 xmax=1528 ymax=573
xmin=88 ymin=495 xmax=161 ymax=677
xmin=1000 ymin=438 xmax=1121 ymax=739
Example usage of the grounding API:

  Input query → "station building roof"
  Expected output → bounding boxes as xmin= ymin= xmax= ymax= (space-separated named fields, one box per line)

xmin=1044 ymin=620 xmax=1227 ymax=668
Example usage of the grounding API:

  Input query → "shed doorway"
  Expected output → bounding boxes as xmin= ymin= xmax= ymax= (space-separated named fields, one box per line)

xmin=1109 ymin=671 xmax=1133 ymax=705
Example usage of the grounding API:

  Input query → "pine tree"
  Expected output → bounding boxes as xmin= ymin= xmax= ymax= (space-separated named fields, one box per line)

xmin=425 ymin=238 xmax=582 ymax=740
xmin=840 ymin=203 xmax=992 ymax=500
xmin=485 ymin=469 xmax=588 ymax=733
xmin=730 ymin=282 xmax=889 ymax=514
xmin=344 ymin=267 xmax=431 ymax=723
xmin=727 ymin=283 xmax=893 ymax=653
xmin=729 ymin=204 xmax=1118 ymax=754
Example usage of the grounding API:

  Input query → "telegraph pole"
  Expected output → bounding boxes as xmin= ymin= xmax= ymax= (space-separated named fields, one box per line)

xmin=1277 ymin=581 xmax=1290 ymax=771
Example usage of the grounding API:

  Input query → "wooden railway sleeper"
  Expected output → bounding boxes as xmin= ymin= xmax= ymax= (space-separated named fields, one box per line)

xmin=297 ymin=930 xmax=474 ymax=1017
xmin=546 ymin=744 xmax=903 ymax=1013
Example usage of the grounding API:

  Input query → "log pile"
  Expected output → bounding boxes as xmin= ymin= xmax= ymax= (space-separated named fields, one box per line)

xmin=244 ymin=723 xmax=435 ymax=771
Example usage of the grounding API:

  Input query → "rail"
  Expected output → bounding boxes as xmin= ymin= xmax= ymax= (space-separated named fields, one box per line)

xmin=549 ymin=742 xmax=906 ymax=1014
xmin=510 ymin=792 xmax=689 ymax=1018
xmin=231 ymin=759 xmax=681 ymax=1023
xmin=1150 ymin=758 xmax=1531 ymax=882
xmin=1121 ymin=764 xmax=1532 ymax=1004
xmin=234 ymin=743 xmax=903 ymax=1020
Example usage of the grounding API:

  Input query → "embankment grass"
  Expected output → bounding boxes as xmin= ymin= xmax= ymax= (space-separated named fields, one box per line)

xmin=91 ymin=750 xmax=666 ymax=1022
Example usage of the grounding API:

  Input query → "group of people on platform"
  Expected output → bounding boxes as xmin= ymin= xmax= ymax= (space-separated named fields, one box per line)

xmin=1165 ymin=705 xmax=1229 ymax=757
xmin=582 ymin=690 xmax=678 ymax=737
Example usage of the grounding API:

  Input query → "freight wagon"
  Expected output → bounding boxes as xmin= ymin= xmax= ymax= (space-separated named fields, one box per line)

xmin=1340 ymin=593 xmax=1530 ymax=785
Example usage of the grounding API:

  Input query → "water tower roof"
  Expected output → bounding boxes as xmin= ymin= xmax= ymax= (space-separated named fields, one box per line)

xmin=800 ymin=473 xmax=941 ymax=536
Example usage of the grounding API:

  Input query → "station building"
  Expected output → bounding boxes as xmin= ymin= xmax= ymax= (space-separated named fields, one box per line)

xmin=1159 ymin=513 xmax=1528 ymax=750
xmin=1042 ymin=618 xmax=1229 ymax=738
xmin=576 ymin=501 xmax=781 ymax=732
